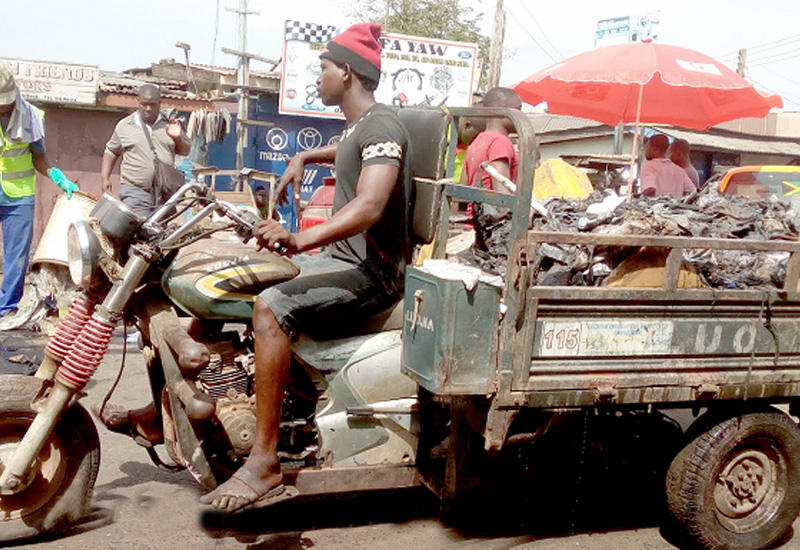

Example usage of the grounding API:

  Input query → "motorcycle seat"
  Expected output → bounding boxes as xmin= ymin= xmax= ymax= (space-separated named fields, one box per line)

xmin=344 ymin=300 xmax=404 ymax=335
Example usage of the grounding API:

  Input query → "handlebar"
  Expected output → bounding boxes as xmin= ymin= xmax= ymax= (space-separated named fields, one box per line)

xmin=145 ymin=182 xmax=292 ymax=254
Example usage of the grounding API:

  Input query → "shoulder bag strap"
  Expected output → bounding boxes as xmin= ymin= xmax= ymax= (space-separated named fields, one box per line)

xmin=140 ymin=119 xmax=161 ymax=203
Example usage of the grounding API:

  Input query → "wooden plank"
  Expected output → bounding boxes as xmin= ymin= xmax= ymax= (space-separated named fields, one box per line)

xmin=526 ymin=286 xmax=792 ymax=302
xmin=526 ymin=230 xmax=800 ymax=252
xmin=285 ymin=464 xmax=420 ymax=495
xmin=663 ymin=248 xmax=683 ymax=291
xmin=784 ymin=251 xmax=800 ymax=293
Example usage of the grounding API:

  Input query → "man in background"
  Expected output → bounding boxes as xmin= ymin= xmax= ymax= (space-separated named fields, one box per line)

xmin=101 ymin=83 xmax=190 ymax=217
xmin=667 ymin=138 xmax=700 ymax=188
xmin=459 ymin=87 xmax=522 ymax=258
xmin=639 ymin=134 xmax=696 ymax=198
xmin=453 ymin=115 xmax=484 ymax=185
xmin=0 ymin=67 xmax=78 ymax=318
xmin=254 ymin=185 xmax=269 ymax=219
xmin=460 ymin=87 xmax=522 ymax=195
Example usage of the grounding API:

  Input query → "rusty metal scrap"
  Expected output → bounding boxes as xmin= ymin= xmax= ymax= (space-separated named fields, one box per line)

xmin=462 ymin=188 xmax=800 ymax=289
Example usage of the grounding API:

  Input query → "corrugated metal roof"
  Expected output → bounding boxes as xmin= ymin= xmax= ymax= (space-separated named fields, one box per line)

xmin=526 ymin=112 xmax=607 ymax=134
xmin=190 ymin=63 xmax=280 ymax=81
xmin=98 ymin=70 xmax=200 ymax=100
xmin=660 ymin=127 xmax=800 ymax=157
xmin=714 ymin=112 xmax=800 ymax=139
xmin=528 ymin=111 xmax=800 ymax=141
xmin=537 ymin=127 xmax=615 ymax=143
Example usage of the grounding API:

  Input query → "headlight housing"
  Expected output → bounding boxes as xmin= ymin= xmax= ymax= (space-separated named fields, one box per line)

xmin=67 ymin=220 xmax=101 ymax=287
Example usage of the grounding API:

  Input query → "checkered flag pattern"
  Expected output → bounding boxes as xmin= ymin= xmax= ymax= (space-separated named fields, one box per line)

xmin=285 ymin=20 xmax=338 ymax=44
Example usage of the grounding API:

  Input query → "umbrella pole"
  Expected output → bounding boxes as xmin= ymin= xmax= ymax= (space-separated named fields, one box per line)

xmin=625 ymin=83 xmax=644 ymax=200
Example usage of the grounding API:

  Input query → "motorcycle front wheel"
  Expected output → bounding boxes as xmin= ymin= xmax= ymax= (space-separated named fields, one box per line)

xmin=0 ymin=375 xmax=100 ymax=542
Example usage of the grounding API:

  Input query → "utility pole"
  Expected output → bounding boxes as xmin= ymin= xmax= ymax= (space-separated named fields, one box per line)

xmin=488 ymin=0 xmax=505 ymax=89
xmin=737 ymin=48 xmax=747 ymax=76
xmin=225 ymin=0 xmax=259 ymax=171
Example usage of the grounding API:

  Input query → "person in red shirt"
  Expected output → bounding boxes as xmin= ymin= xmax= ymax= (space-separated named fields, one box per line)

xmin=460 ymin=87 xmax=522 ymax=195
xmin=459 ymin=88 xmax=521 ymax=256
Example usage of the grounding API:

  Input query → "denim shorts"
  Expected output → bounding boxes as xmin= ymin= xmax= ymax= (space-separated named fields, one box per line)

xmin=258 ymin=252 xmax=400 ymax=338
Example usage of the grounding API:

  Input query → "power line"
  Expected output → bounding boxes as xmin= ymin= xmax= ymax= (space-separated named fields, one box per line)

xmin=747 ymin=34 xmax=800 ymax=54
xmin=746 ymin=74 xmax=800 ymax=109
xmin=752 ymin=64 xmax=800 ymax=91
xmin=714 ymin=33 xmax=800 ymax=60
xmin=744 ymin=45 xmax=800 ymax=64
xmin=505 ymin=6 xmax=559 ymax=64
xmin=748 ymin=49 xmax=800 ymax=68
xmin=514 ymin=0 xmax=564 ymax=60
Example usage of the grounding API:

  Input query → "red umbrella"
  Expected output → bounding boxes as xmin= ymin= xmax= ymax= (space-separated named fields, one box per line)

xmin=513 ymin=42 xmax=782 ymax=131
xmin=513 ymin=42 xmax=783 ymax=195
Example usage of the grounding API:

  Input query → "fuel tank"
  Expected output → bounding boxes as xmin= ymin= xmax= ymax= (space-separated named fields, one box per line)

xmin=162 ymin=232 xmax=299 ymax=320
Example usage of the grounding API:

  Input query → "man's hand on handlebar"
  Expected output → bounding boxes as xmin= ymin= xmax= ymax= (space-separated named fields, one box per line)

xmin=254 ymin=219 xmax=298 ymax=255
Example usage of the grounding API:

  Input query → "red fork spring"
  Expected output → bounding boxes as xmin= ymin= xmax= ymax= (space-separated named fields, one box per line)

xmin=56 ymin=315 xmax=115 ymax=390
xmin=45 ymin=296 xmax=96 ymax=361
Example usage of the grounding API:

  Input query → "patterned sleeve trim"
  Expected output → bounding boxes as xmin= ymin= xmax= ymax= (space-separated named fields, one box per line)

xmin=362 ymin=141 xmax=402 ymax=161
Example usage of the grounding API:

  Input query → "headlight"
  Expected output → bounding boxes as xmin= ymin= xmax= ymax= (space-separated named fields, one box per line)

xmin=67 ymin=220 xmax=101 ymax=287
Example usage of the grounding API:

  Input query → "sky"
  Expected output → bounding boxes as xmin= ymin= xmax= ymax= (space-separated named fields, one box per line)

xmin=4 ymin=0 xmax=800 ymax=109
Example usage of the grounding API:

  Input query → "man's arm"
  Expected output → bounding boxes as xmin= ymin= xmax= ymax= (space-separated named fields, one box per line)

xmin=32 ymin=144 xmax=79 ymax=198
xmin=275 ymin=144 xmax=338 ymax=205
xmin=101 ymin=152 xmax=119 ymax=194
xmin=256 ymin=162 xmax=398 ymax=254
xmin=682 ymin=172 xmax=697 ymax=196
xmin=487 ymin=160 xmax=513 ymax=193
xmin=30 ymin=145 xmax=53 ymax=176
xmin=484 ymin=136 xmax=515 ymax=194
xmin=639 ymin=162 xmax=657 ymax=196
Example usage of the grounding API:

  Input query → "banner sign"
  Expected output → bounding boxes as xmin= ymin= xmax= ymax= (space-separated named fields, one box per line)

xmin=280 ymin=20 xmax=479 ymax=118
xmin=596 ymin=11 xmax=660 ymax=48
xmin=253 ymin=108 xmax=344 ymax=230
xmin=0 ymin=57 xmax=98 ymax=106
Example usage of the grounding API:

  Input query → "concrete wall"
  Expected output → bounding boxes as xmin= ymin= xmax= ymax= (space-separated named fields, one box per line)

xmin=740 ymin=153 xmax=798 ymax=166
xmin=538 ymin=135 xmax=635 ymax=161
xmin=33 ymin=106 xmax=126 ymax=243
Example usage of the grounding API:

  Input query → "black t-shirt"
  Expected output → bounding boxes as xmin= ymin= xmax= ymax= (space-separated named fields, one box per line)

xmin=330 ymin=103 xmax=412 ymax=294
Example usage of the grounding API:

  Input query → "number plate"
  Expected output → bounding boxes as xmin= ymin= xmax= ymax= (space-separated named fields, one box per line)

xmin=537 ymin=320 xmax=674 ymax=357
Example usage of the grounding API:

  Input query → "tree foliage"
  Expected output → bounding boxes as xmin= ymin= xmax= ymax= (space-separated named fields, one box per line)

xmin=349 ymin=0 xmax=491 ymax=90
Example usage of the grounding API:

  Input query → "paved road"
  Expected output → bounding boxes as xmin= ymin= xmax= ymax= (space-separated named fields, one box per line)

xmin=3 ymin=329 xmax=799 ymax=550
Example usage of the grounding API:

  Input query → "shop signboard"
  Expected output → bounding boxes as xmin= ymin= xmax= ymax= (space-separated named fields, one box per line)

xmin=280 ymin=20 xmax=478 ymax=118
xmin=596 ymin=11 xmax=660 ymax=48
xmin=0 ymin=57 xmax=98 ymax=106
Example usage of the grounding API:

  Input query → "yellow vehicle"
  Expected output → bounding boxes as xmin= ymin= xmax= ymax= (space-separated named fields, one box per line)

xmin=718 ymin=165 xmax=800 ymax=201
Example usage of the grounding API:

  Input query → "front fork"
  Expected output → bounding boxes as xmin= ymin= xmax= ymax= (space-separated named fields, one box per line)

xmin=0 ymin=252 xmax=153 ymax=494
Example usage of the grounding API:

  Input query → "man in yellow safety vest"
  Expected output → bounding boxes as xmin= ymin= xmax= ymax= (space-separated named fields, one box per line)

xmin=0 ymin=67 xmax=78 ymax=318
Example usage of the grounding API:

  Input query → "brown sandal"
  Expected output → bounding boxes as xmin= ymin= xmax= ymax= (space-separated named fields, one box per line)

xmin=92 ymin=402 xmax=164 ymax=448
xmin=201 ymin=467 xmax=299 ymax=513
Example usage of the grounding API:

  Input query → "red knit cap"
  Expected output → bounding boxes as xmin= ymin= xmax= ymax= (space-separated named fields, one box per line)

xmin=320 ymin=23 xmax=382 ymax=84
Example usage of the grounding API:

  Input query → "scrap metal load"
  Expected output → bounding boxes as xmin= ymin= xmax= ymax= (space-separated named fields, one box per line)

xmin=463 ymin=189 xmax=800 ymax=290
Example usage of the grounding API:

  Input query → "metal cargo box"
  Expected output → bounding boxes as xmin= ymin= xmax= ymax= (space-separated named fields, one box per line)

xmin=401 ymin=267 xmax=501 ymax=394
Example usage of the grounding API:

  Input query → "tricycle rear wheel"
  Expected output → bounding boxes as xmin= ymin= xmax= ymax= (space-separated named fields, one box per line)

xmin=666 ymin=409 xmax=800 ymax=550
xmin=0 ymin=375 xmax=100 ymax=542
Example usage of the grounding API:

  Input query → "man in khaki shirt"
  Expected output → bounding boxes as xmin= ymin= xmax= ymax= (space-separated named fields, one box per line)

xmin=101 ymin=83 xmax=189 ymax=217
